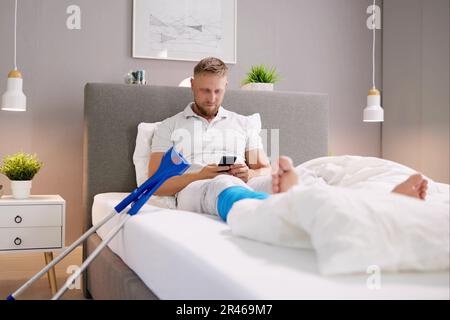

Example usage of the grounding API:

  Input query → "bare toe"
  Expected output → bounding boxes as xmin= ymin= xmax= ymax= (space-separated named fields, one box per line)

xmin=419 ymin=180 xmax=428 ymax=200
xmin=272 ymin=174 xmax=280 ymax=193
xmin=407 ymin=173 xmax=423 ymax=186
xmin=276 ymin=157 xmax=299 ymax=193
xmin=278 ymin=156 xmax=294 ymax=172
xmin=392 ymin=174 xmax=425 ymax=200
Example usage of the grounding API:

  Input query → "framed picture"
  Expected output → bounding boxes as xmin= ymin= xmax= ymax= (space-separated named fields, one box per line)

xmin=133 ymin=0 xmax=237 ymax=64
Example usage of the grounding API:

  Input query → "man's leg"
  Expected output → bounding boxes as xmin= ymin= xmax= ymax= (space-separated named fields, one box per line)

xmin=210 ymin=158 xmax=296 ymax=221
xmin=182 ymin=156 xmax=429 ymax=219
xmin=176 ymin=179 xmax=210 ymax=213
xmin=177 ymin=174 xmax=267 ymax=215
xmin=247 ymin=175 xmax=273 ymax=194
xmin=205 ymin=157 xmax=300 ymax=222
xmin=225 ymin=158 xmax=435 ymax=252
xmin=272 ymin=156 xmax=429 ymax=200
xmin=199 ymin=175 xmax=270 ymax=221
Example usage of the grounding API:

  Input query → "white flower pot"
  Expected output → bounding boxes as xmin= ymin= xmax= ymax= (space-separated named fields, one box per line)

xmin=10 ymin=180 xmax=32 ymax=199
xmin=241 ymin=83 xmax=274 ymax=91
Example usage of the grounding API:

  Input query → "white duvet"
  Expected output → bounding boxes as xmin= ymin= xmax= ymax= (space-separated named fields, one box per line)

xmin=227 ymin=156 xmax=450 ymax=276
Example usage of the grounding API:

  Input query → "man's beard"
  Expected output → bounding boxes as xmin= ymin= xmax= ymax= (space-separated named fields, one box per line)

xmin=193 ymin=102 xmax=220 ymax=117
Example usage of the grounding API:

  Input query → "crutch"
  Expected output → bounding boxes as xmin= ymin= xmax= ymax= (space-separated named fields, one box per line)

xmin=6 ymin=146 xmax=190 ymax=300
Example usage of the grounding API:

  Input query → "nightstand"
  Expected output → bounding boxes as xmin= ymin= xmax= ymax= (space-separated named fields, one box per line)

xmin=0 ymin=195 xmax=66 ymax=295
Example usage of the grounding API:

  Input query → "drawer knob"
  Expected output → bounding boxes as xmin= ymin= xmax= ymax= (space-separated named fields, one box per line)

xmin=14 ymin=215 xmax=23 ymax=224
xmin=14 ymin=237 xmax=22 ymax=246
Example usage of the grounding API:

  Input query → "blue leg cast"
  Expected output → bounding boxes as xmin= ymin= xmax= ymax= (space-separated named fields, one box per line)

xmin=217 ymin=186 xmax=269 ymax=222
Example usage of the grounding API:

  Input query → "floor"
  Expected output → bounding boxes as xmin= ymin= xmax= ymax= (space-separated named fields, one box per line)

xmin=0 ymin=246 xmax=86 ymax=300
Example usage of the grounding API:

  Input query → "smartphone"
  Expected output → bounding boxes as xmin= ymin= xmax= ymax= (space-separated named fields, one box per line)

xmin=218 ymin=156 xmax=237 ymax=166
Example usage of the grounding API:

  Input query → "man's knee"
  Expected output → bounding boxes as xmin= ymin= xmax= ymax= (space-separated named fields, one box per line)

xmin=198 ymin=175 xmax=251 ymax=215
xmin=210 ymin=175 xmax=249 ymax=190
xmin=177 ymin=179 xmax=210 ymax=212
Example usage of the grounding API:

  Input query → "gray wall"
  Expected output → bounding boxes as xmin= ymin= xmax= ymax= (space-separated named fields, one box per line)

xmin=383 ymin=0 xmax=449 ymax=183
xmin=0 ymin=0 xmax=382 ymax=243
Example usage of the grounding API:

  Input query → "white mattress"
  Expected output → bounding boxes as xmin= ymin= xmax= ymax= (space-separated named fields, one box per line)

xmin=92 ymin=193 xmax=449 ymax=300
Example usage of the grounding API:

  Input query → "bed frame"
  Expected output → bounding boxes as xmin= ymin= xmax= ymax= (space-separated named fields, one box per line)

xmin=82 ymin=83 xmax=328 ymax=299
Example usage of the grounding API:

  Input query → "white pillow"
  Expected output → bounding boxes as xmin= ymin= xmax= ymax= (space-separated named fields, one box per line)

xmin=133 ymin=122 xmax=177 ymax=209
xmin=247 ymin=113 xmax=262 ymax=131
xmin=246 ymin=113 xmax=264 ymax=151
xmin=133 ymin=122 xmax=160 ymax=186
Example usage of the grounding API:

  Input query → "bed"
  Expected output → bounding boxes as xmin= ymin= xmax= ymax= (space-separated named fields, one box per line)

xmin=82 ymin=83 xmax=449 ymax=300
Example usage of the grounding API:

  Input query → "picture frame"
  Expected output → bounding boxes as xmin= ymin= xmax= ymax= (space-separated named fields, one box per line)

xmin=132 ymin=0 xmax=237 ymax=64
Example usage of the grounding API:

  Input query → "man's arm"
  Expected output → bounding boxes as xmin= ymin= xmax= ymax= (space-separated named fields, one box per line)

xmin=148 ymin=152 xmax=230 ymax=196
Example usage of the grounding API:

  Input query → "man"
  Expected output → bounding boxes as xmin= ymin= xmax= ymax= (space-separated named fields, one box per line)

xmin=148 ymin=57 xmax=272 ymax=212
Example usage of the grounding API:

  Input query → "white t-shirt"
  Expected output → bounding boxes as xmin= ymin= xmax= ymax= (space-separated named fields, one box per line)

xmin=151 ymin=103 xmax=263 ymax=172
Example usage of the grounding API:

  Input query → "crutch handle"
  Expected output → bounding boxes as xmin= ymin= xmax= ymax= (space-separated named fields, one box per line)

xmin=114 ymin=146 xmax=189 ymax=213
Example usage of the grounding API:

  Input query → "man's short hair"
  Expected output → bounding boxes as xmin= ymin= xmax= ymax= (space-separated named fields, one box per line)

xmin=194 ymin=57 xmax=228 ymax=77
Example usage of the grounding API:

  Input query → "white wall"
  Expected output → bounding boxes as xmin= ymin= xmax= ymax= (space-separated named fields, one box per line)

xmin=383 ymin=0 xmax=450 ymax=183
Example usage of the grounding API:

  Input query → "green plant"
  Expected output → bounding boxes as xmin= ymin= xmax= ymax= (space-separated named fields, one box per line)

xmin=0 ymin=152 xmax=43 ymax=181
xmin=242 ymin=64 xmax=280 ymax=85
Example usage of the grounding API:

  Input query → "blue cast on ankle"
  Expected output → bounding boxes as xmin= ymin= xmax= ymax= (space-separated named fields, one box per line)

xmin=217 ymin=186 xmax=269 ymax=222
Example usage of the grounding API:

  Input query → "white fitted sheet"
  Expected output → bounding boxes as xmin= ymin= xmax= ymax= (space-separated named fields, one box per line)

xmin=92 ymin=193 xmax=449 ymax=300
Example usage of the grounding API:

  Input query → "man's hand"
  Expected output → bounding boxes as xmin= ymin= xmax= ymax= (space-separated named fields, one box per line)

xmin=229 ymin=163 xmax=251 ymax=182
xmin=197 ymin=164 xmax=231 ymax=180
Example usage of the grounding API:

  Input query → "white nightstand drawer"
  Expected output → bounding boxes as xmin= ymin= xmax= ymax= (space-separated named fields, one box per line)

xmin=0 ymin=227 xmax=62 ymax=250
xmin=0 ymin=205 xmax=62 ymax=228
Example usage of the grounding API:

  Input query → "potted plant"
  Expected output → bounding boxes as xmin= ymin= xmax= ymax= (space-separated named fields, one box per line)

xmin=241 ymin=64 xmax=280 ymax=91
xmin=0 ymin=152 xmax=43 ymax=199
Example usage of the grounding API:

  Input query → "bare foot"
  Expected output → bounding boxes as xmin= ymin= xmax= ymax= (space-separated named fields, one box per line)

xmin=392 ymin=174 xmax=428 ymax=200
xmin=272 ymin=156 xmax=299 ymax=194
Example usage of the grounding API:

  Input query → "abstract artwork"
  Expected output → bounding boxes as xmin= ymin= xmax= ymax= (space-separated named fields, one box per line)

xmin=133 ymin=0 xmax=236 ymax=63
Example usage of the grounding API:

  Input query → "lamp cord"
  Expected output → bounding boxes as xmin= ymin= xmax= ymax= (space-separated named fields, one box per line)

xmin=372 ymin=0 xmax=376 ymax=89
xmin=14 ymin=0 xmax=18 ymax=71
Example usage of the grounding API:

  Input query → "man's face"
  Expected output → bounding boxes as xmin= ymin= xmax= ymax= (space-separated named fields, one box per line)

xmin=190 ymin=73 xmax=228 ymax=118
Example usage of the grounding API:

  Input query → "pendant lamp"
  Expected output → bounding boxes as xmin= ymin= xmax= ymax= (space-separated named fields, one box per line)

xmin=1 ymin=0 xmax=26 ymax=112
xmin=364 ymin=0 xmax=383 ymax=122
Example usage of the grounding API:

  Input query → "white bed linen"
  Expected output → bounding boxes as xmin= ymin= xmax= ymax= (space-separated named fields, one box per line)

xmin=228 ymin=156 xmax=450 ymax=275
xmin=92 ymin=193 xmax=449 ymax=300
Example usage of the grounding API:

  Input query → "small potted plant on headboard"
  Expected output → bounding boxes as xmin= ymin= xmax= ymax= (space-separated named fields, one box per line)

xmin=0 ymin=152 xmax=43 ymax=199
xmin=241 ymin=64 xmax=280 ymax=91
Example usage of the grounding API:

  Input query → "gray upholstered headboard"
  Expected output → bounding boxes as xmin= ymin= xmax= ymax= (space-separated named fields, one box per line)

xmin=83 ymin=83 xmax=328 ymax=229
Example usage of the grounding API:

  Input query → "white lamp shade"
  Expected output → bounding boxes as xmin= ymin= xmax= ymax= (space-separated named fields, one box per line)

xmin=1 ymin=77 xmax=26 ymax=111
xmin=178 ymin=77 xmax=192 ymax=88
xmin=363 ymin=90 xmax=383 ymax=122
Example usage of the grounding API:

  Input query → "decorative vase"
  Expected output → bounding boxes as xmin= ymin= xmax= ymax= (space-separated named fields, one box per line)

xmin=10 ymin=180 xmax=32 ymax=199
xmin=241 ymin=83 xmax=274 ymax=91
